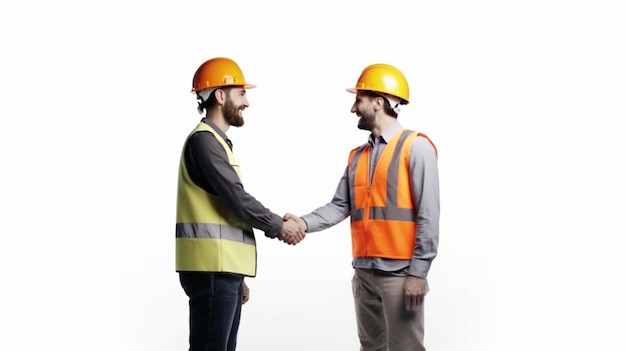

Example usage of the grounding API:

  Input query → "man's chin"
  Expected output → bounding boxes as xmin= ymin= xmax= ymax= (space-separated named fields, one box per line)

xmin=230 ymin=118 xmax=244 ymax=127
xmin=358 ymin=120 xmax=372 ymax=131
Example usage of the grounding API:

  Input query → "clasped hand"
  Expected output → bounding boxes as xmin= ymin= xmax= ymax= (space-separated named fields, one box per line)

xmin=277 ymin=213 xmax=307 ymax=245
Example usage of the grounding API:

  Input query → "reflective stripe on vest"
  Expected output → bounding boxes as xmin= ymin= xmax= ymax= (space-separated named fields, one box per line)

xmin=175 ymin=122 xmax=257 ymax=276
xmin=348 ymin=129 xmax=426 ymax=260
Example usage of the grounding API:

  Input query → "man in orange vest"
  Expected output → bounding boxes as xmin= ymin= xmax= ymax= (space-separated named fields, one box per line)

xmin=285 ymin=63 xmax=440 ymax=351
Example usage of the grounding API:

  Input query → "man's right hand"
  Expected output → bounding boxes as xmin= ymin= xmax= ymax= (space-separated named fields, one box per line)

xmin=278 ymin=215 xmax=306 ymax=245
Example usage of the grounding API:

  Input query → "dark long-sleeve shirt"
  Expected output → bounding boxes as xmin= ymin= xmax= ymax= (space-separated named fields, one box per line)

xmin=183 ymin=118 xmax=284 ymax=237
xmin=301 ymin=121 xmax=440 ymax=278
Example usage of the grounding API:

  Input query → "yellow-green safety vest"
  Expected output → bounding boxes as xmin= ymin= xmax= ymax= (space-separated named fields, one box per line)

xmin=175 ymin=122 xmax=257 ymax=276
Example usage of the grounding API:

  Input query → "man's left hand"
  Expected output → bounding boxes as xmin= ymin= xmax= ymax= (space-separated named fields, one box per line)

xmin=243 ymin=280 xmax=250 ymax=304
xmin=404 ymin=276 xmax=427 ymax=311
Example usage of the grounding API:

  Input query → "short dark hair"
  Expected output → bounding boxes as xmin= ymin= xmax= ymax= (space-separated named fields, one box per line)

xmin=361 ymin=90 xmax=398 ymax=118
xmin=197 ymin=86 xmax=233 ymax=114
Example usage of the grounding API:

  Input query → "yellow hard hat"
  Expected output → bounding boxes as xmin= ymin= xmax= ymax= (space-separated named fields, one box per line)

xmin=346 ymin=63 xmax=409 ymax=104
xmin=191 ymin=57 xmax=256 ymax=92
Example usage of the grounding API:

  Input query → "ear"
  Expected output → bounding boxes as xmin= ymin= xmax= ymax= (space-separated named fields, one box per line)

xmin=372 ymin=96 xmax=384 ymax=111
xmin=215 ymin=89 xmax=227 ymax=104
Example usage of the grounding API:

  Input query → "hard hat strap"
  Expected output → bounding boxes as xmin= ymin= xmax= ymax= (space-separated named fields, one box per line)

xmin=383 ymin=94 xmax=402 ymax=115
xmin=197 ymin=88 xmax=217 ymax=103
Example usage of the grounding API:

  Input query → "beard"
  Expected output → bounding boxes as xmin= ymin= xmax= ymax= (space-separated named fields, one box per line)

xmin=357 ymin=109 xmax=376 ymax=131
xmin=224 ymin=97 xmax=244 ymax=127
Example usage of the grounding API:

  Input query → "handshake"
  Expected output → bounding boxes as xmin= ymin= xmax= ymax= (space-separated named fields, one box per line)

xmin=277 ymin=213 xmax=307 ymax=245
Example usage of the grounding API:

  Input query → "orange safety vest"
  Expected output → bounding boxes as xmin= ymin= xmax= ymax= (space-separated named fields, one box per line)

xmin=348 ymin=129 xmax=437 ymax=260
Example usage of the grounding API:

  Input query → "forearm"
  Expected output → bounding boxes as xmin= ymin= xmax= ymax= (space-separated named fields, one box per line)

xmin=301 ymin=204 xmax=349 ymax=233
xmin=231 ymin=193 xmax=283 ymax=237
xmin=213 ymin=175 xmax=284 ymax=237
xmin=408 ymin=136 xmax=440 ymax=278
xmin=300 ymin=168 xmax=351 ymax=232
xmin=408 ymin=218 xmax=439 ymax=278
xmin=409 ymin=193 xmax=439 ymax=278
xmin=187 ymin=132 xmax=284 ymax=236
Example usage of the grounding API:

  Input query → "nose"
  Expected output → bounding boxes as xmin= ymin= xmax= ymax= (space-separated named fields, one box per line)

xmin=351 ymin=102 xmax=357 ymax=113
xmin=243 ymin=96 xmax=250 ymax=107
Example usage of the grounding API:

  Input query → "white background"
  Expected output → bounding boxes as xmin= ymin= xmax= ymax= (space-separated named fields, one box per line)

xmin=1 ymin=0 xmax=625 ymax=350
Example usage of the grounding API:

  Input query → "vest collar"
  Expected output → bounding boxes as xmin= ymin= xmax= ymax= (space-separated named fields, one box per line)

xmin=201 ymin=118 xmax=233 ymax=149
xmin=368 ymin=120 xmax=403 ymax=145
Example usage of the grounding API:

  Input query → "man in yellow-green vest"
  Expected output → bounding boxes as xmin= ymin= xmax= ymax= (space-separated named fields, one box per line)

xmin=176 ymin=57 xmax=305 ymax=351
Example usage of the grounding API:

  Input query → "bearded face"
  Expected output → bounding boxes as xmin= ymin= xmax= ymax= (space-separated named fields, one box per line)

xmin=356 ymin=107 xmax=376 ymax=131
xmin=223 ymin=95 xmax=245 ymax=127
xmin=351 ymin=92 xmax=379 ymax=131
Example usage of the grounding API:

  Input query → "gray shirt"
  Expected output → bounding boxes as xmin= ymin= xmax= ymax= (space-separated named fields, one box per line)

xmin=301 ymin=121 xmax=440 ymax=278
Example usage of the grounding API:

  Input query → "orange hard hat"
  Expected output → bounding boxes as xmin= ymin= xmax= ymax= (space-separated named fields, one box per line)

xmin=191 ymin=57 xmax=256 ymax=93
xmin=346 ymin=63 xmax=409 ymax=104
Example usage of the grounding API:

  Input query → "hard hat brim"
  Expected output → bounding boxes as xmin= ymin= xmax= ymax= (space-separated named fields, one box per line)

xmin=346 ymin=87 xmax=409 ymax=104
xmin=191 ymin=83 xmax=256 ymax=93
xmin=221 ymin=83 xmax=256 ymax=90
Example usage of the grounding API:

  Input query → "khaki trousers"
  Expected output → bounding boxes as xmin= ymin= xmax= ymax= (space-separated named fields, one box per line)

xmin=352 ymin=268 xmax=426 ymax=351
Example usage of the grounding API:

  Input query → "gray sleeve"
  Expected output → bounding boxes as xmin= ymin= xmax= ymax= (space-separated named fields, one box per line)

xmin=186 ymin=131 xmax=284 ymax=237
xmin=407 ymin=136 xmax=440 ymax=278
xmin=300 ymin=167 xmax=351 ymax=232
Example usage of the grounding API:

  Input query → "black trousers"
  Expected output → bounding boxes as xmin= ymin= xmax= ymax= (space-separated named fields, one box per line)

xmin=179 ymin=272 xmax=244 ymax=351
